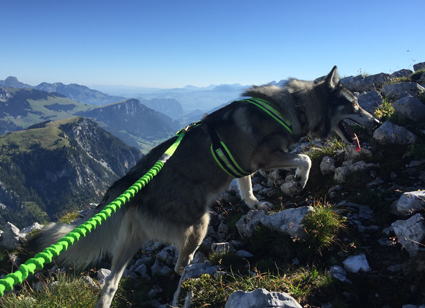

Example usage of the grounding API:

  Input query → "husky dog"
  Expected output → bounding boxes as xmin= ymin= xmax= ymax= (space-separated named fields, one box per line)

xmin=38 ymin=66 xmax=379 ymax=307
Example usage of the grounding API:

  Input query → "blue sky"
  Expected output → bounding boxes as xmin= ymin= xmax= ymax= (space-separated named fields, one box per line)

xmin=2 ymin=0 xmax=424 ymax=88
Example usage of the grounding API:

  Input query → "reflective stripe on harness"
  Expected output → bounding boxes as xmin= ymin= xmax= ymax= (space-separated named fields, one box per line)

xmin=207 ymin=97 xmax=293 ymax=178
xmin=244 ymin=98 xmax=293 ymax=134
xmin=209 ymin=132 xmax=252 ymax=178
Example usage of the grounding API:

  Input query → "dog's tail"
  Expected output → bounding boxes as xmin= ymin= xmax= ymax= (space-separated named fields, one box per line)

xmin=37 ymin=207 xmax=123 ymax=269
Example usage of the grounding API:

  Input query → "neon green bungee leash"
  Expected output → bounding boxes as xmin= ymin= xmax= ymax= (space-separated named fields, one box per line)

xmin=0 ymin=131 xmax=186 ymax=297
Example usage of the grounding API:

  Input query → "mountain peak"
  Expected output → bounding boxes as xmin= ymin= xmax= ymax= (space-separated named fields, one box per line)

xmin=0 ymin=76 xmax=32 ymax=89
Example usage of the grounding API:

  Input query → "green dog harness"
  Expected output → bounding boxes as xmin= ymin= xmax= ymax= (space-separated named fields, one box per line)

xmin=208 ymin=98 xmax=292 ymax=178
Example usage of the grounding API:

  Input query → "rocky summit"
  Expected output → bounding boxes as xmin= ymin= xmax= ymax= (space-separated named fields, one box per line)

xmin=1 ymin=62 xmax=425 ymax=308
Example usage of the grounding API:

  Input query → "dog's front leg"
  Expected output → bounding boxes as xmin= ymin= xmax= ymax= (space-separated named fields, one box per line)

xmin=237 ymin=175 xmax=272 ymax=210
xmin=291 ymin=153 xmax=312 ymax=190
xmin=258 ymin=151 xmax=311 ymax=197
xmin=276 ymin=153 xmax=312 ymax=197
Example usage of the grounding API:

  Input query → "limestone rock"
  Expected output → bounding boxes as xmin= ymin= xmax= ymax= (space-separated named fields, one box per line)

xmin=343 ymin=253 xmax=371 ymax=273
xmin=225 ymin=288 xmax=302 ymax=308
xmin=260 ymin=206 xmax=314 ymax=239
xmin=393 ymin=96 xmax=425 ymax=123
xmin=373 ymin=121 xmax=417 ymax=145
xmin=391 ymin=213 xmax=425 ymax=258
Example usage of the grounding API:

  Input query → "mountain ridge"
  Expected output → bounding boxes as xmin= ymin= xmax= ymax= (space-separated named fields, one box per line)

xmin=0 ymin=87 xmax=179 ymax=151
xmin=0 ymin=116 xmax=143 ymax=229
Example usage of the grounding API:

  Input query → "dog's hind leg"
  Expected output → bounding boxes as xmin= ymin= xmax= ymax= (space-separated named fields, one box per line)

xmin=95 ymin=235 xmax=141 ymax=308
xmin=174 ymin=212 xmax=209 ymax=275
xmin=237 ymin=175 xmax=272 ymax=210
xmin=95 ymin=211 xmax=145 ymax=308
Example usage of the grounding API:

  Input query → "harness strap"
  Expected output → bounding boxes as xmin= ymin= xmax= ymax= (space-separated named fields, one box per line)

xmin=243 ymin=98 xmax=293 ymax=134
xmin=206 ymin=124 xmax=252 ymax=178
xmin=206 ymin=97 xmax=293 ymax=178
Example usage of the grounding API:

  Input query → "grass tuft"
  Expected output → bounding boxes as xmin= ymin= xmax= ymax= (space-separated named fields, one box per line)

xmin=180 ymin=267 xmax=331 ymax=307
xmin=0 ymin=272 xmax=101 ymax=308
xmin=303 ymin=201 xmax=346 ymax=254
xmin=58 ymin=211 xmax=81 ymax=224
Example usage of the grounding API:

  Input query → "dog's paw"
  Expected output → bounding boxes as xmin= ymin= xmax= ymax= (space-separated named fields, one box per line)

xmin=247 ymin=200 xmax=273 ymax=211
xmin=174 ymin=264 xmax=185 ymax=276
xmin=294 ymin=174 xmax=308 ymax=190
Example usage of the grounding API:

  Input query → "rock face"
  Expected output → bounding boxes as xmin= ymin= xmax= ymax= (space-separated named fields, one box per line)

xmin=0 ymin=117 xmax=142 ymax=228
xmin=77 ymin=99 xmax=181 ymax=145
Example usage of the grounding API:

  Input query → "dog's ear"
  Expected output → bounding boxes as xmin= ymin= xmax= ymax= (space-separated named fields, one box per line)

xmin=325 ymin=66 xmax=340 ymax=91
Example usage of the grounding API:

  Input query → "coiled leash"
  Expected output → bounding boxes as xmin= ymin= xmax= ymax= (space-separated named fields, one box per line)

xmin=0 ymin=127 xmax=190 ymax=297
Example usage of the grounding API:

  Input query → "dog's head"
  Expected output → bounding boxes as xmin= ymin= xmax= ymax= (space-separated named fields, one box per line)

xmin=325 ymin=66 xmax=380 ymax=151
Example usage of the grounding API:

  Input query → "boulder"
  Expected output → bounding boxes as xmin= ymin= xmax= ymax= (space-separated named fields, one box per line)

xmin=357 ymin=91 xmax=383 ymax=114
xmin=225 ymin=288 xmax=302 ymax=308
xmin=344 ymin=144 xmax=373 ymax=162
xmin=341 ymin=75 xmax=375 ymax=92
xmin=413 ymin=62 xmax=425 ymax=72
xmin=373 ymin=121 xmax=417 ymax=145
xmin=364 ymin=73 xmax=391 ymax=89
xmin=393 ymin=96 xmax=425 ymax=123
xmin=391 ymin=69 xmax=413 ymax=78
xmin=343 ymin=253 xmax=371 ymax=273
xmin=391 ymin=213 xmax=425 ymax=258
xmin=381 ymin=82 xmax=425 ymax=101
xmin=330 ymin=265 xmax=348 ymax=282
xmin=333 ymin=161 xmax=379 ymax=183
xmin=97 ymin=268 xmax=111 ymax=287
xmin=394 ymin=190 xmax=425 ymax=216
xmin=260 ymin=206 xmax=314 ymax=239
xmin=320 ymin=156 xmax=336 ymax=175
xmin=235 ymin=210 xmax=267 ymax=238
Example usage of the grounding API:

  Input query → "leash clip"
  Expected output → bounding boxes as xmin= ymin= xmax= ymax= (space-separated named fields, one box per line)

xmin=176 ymin=120 xmax=203 ymax=135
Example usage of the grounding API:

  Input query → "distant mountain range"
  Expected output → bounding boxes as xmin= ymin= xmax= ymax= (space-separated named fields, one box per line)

xmin=0 ymin=76 xmax=185 ymax=119
xmin=0 ymin=87 xmax=179 ymax=152
xmin=1 ymin=76 xmax=287 ymax=117
xmin=0 ymin=117 xmax=143 ymax=229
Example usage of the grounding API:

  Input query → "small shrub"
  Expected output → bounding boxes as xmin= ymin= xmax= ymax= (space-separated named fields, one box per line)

xmin=305 ymin=136 xmax=346 ymax=162
xmin=374 ymin=97 xmax=396 ymax=122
